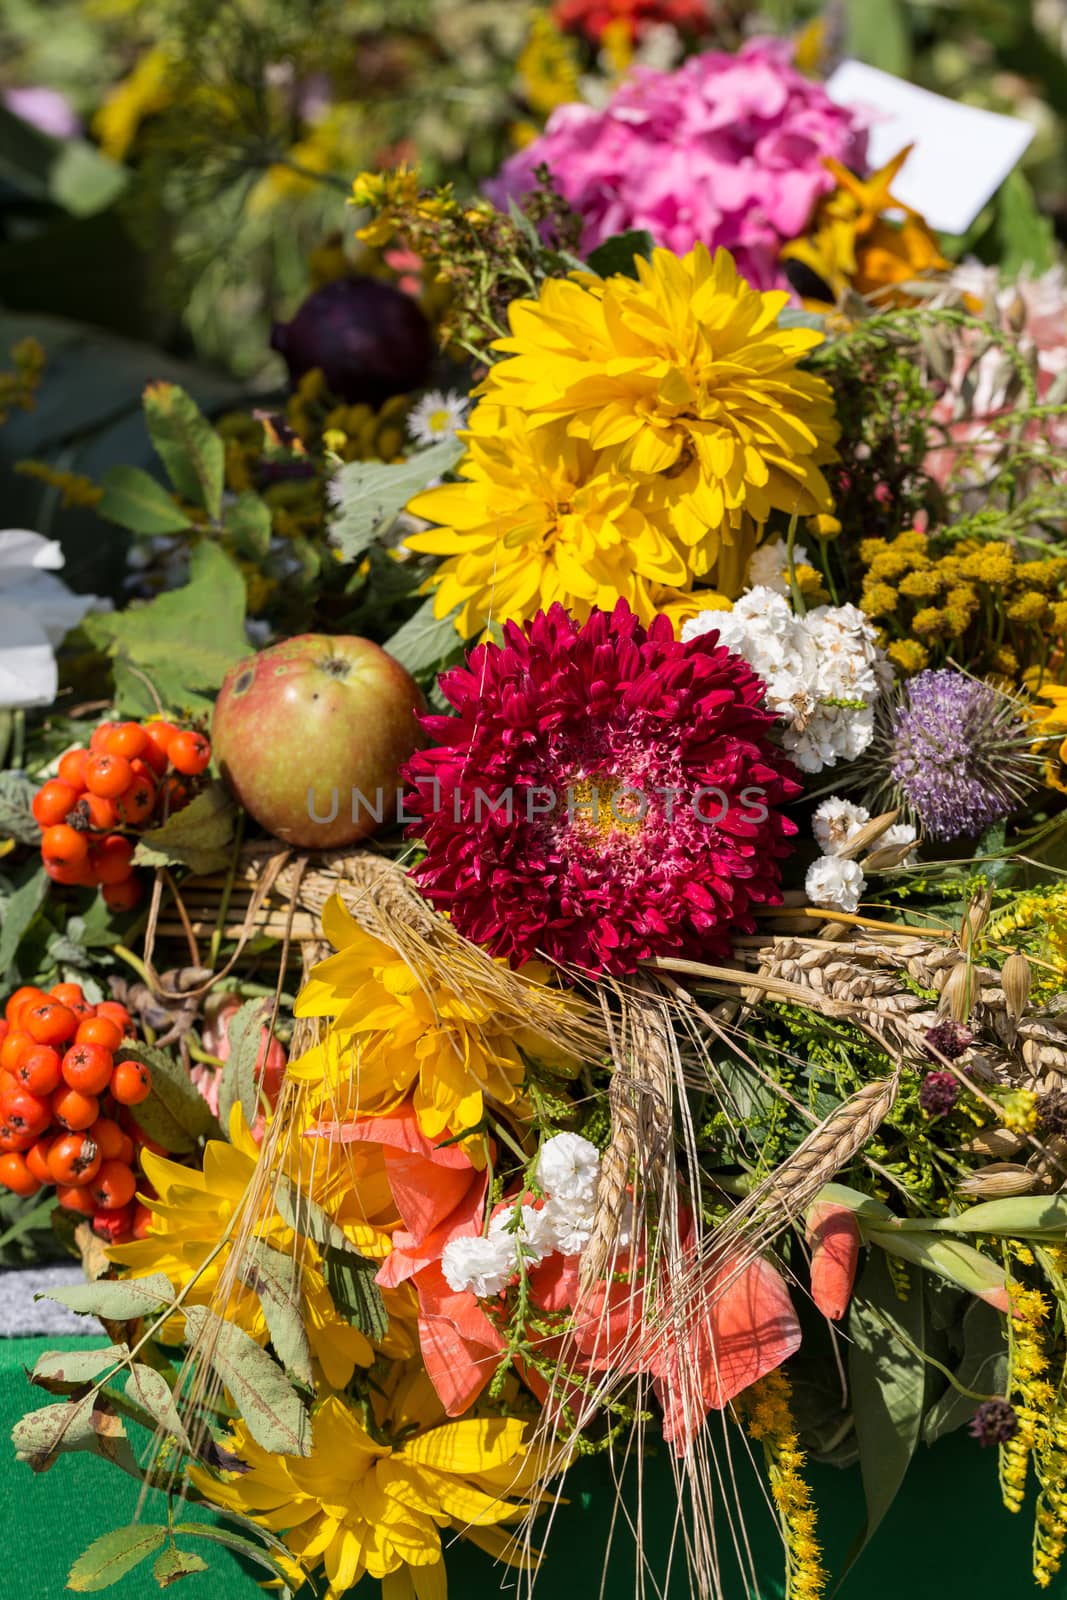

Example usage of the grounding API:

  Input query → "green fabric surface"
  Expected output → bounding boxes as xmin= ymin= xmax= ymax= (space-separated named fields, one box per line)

xmin=1 ymin=1334 xmax=1063 ymax=1599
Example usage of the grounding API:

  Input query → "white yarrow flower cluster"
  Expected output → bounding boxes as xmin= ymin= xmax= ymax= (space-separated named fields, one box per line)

xmin=805 ymin=798 xmax=918 ymax=915
xmin=440 ymin=1132 xmax=602 ymax=1299
xmin=746 ymin=536 xmax=812 ymax=596
xmin=682 ymin=586 xmax=891 ymax=773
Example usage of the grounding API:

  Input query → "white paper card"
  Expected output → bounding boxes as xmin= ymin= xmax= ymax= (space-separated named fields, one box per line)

xmin=824 ymin=60 xmax=1035 ymax=236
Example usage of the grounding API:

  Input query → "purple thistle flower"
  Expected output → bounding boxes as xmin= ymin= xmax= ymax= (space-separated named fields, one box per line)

xmin=919 ymin=1070 xmax=959 ymax=1117
xmin=880 ymin=669 xmax=1038 ymax=842
xmin=969 ymin=1399 xmax=1018 ymax=1447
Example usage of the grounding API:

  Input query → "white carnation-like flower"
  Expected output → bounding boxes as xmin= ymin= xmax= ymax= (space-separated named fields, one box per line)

xmin=812 ymin=797 xmax=871 ymax=856
xmin=747 ymin=537 xmax=812 ymax=595
xmin=805 ymin=855 xmax=867 ymax=914
xmin=440 ymin=1233 xmax=515 ymax=1298
xmin=536 ymin=1132 xmax=600 ymax=1206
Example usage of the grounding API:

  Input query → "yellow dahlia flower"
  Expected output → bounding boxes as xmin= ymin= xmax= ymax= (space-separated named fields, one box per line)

xmin=291 ymin=894 xmax=574 ymax=1158
xmin=189 ymin=1380 xmax=546 ymax=1599
xmin=483 ymin=243 xmax=840 ymax=578
xmin=109 ymin=1109 xmax=410 ymax=1386
xmin=405 ymin=404 xmax=690 ymax=637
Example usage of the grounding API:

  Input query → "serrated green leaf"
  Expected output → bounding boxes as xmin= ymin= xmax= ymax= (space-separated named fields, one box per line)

xmin=383 ymin=596 xmax=464 ymax=679
xmin=585 ymin=229 xmax=655 ymax=280
xmin=67 ymin=1525 xmax=168 ymax=1592
xmin=153 ymin=1546 xmax=209 ymax=1587
xmin=272 ymin=1179 xmax=387 ymax=1341
xmin=98 ymin=466 xmax=191 ymax=536
xmin=115 ymin=1039 xmax=221 ymax=1153
xmin=0 ymin=862 xmax=48 ymax=978
xmin=0 ymin=1192 xmax=58 ymax=1252
xmin=183 ymin=1306 xmax=310 ymax=1457
xmin=124 ymin=1363 xmax=193 ymax=1454
xmin=223 ymin=492 xmax=273 ymax=559
xmin=239 ymin=1241 xmax=314 ymax=1389
xmin=217 ymin=999 xmax=267 ymax=1135
xmin=144 ymin=382 xmax=225 ymax=518
xmin=44 ymin=1272 xmax=175 ymax=1321
xmin=31 ymin=1345 xmax=128 ymax=1395
xmin=85 ymin=542 xmax=247 ymax=717
xmin=172 ymin=1522 xmax=297 ymax=1586
xmin=0 ymin=771 xmax=41 ymax=846
xmin=332 ymin=436 xmax=465 ymax=562
xmin=12 ymin=1394 xmax=96 ymax=1471
xmin=133 ymin=781 xmax=236 ymax=877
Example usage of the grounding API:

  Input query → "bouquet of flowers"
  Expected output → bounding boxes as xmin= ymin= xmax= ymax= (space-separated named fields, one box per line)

xmin=6 ymin=21 xmax=1067 ymax=1600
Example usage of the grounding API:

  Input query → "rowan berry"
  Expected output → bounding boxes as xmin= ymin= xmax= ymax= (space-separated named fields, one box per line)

xmin=94 ymin=1001 xmax=132 ymax=1037
xmin=168 ymin=730 xmax=211 ymax=776
xmin=5 ymin=987 xmax=46 ymax=1026
xmin=103 ymin=878 xmax=143 ymax=913
xmin=90 ymin=835 xmax=135 ymax=886
xmin=0 ymin=1152 xmax=41 ymax=1197
xmin=61 ymin=1041 xmax=114 ymax=1095
xmin=132 ymin=1202 xmax=154 ymax=1239
xmin=92 ymin=1204 xmax=134 ymax=1242
xmin=48 ymin=1133 xmax=101 ymax=1186
xmin=25 ymin=1137 xmax=55 ymax=1186
xmin=101 ymin=722 xmax=148 ymax=760
xmin=56 ymin=1184 xmax=96 ymax=1215
xmin=15 ymin=1045 xmax=62 ymax=1096
xmin=50 ymin=982 xmax=86 ymax=1009
xmin=142 ymin=721 xmax=177 ymax=773
xmin=1 ymin=1087 xmax=51 ymax=1136
xmin=57 ymin=749 xmax=90 ymax=789
xmin=51 ymin=1085 xmax=99 ymax=1131
xmin=115 ymin=777 xmax=156 ymax=827
xmin=0 ymin=1029 xmax=32 ymax=1073
xmin=0 ymin=1124 xmax=35 ymax=1153
xmin=85 ymin=752 xmax=132 ymax=799
xmin=41 ymin=824 xmax=90 ymax=872
xmin=89 ymin=1160 xmax=136 ymax=1211
xmin=73 ymin=792 xmax=118 ymax=832
xmin=88 ymin=1118 xmax=126 ymax=1161
xmin=25 ymin=1001 xmax=77 ymax=1046
xmin=75 ymin=1016 xmax=123 ymax=1053
xmin=32 ymin=780 xmax=78 ymax=827
xmin=111 ymin=1060 xmax=152 ymax=1105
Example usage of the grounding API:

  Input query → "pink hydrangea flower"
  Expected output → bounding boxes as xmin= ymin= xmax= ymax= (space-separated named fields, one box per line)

xmin=488 ymin=38 xmax=868 ymax=290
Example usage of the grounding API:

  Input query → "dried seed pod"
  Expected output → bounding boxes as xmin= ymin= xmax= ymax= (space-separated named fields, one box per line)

xmin=957 ymin=1164 xmax=1040 ymax=1199
xmin=963 ymin=1128 xmax=1025 ymax=1160
xmin=960 ymin=890 xmax=993 ymax=954
xmin=1002 ymin=953 xmax=1032 ymax=1023
xmin=939 ymin=961 xmax=973 ymax=1023
xmin=837 ymin=810 xmax=900 ymax=861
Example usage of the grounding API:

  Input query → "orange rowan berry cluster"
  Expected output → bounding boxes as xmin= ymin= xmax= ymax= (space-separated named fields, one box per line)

xmin=0 ymin=983 xmax=155 ymax=1244
xmin=32 ymin=719 xmax=211 ymax=909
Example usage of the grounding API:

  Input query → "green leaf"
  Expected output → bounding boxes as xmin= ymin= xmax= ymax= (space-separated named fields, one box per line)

xmin=85 ymin=542 xmax=247 ymax=717
xmin=894 ymin=1194 xmax=1067 ymax=1237
xmin=847 ymin=1251 xmax=926 ymax=1551
xmin=98 ymin=466 xmax=191 ymax=537
xmin=238 ymin=1241 xmax=314 ymax=1389
xmin=273 ymin=1179 xmax=387 ymax=1342
xmin=12 ymin=1394 xmax=96 ymax=1470
xmin=0 ymin=862 xmax=48 ymax=978
xmin=996 ymin=169 xmax=1057 ymax=277
xmin=383 ymin=596 xmax=464 ymax=679
xmin=0 ymin=1192 xmax=58 ymax=1251
xmin=332 ymin=436 xmax=466 ymax=561
xmin=153 ymin=1546 xmax=209 ymax=1588
xmin=133 ymin=781 xmax=236 ymax=877
xmin=844 ymin=0 xmax=911 ymax=75
xmin=0 ymin=770 xmax=41 ymax=846
xmin=31 ymin=1345 xmax=128 ymax=1395
xmin=864 ymin=1227 xmax=1009 ymax=1305
xmin=124 ymin=1363 xmax=194 ymax=1454
xmin=43 ymin=1272 xmax=175 ymax=1321
xmin=585 ymin=229 xmax=655 ymax=280
xmin=182 ymin=1307 xmax=311 ymax=1457
xmin=172 ymin=1522 xmax=297 ymax=1586
xmin=143 ymin=382 xmax=225 ymax=519
xmin=115 ymin=1039 xmax=221 ymax=1154
xmin=217 ymin=1000 xmax=267 ymax=1136
xmin=223 ymin=493 xmax=273 ymax=560
xmin=922 ymin=1299 xmax=1008 ymax=1446
xmin=48 ymin=141 xmax=128 ymax=217
xmin=67 ymin=1526 xmax=168 ymax=1592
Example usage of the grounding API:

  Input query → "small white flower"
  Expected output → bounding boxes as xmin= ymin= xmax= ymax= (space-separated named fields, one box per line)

xmin=407 ymin=390 xmax=469 ymax=448
xmin=812 ymin=798 xmax=871 ymax=856
xmin=541 ymin=1196 xmax=596 ymax=1258
xmin=0 ymin=530 xmax=103 ymax=710
xmin=805 ymin=855 xmax=867 ymax=914
xmin=536 ymin=1132 xmax=600 ymax=1206
xmin=488 ymin=1202 xmax=557 ymax=1266
xmin=440 ymin=1233 xmax=515 ymax=1298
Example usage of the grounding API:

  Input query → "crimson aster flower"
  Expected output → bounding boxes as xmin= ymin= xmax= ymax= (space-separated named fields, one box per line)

xmin=401 ymin=600 xmax=801 ymax=974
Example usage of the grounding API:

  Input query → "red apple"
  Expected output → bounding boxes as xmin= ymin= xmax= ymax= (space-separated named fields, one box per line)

xmin=211 ymin=634 xmax=425 ymax=848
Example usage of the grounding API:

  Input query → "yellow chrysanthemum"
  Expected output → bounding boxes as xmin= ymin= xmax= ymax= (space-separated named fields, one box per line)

xmin=481 ymin=243 xmax=839 ymax=579
xmin=291 ymin=895 xmax=574 ymax=1159
xmin=189 ymin=1376 xmax=547 ymax=1599
xmin=109 ymin=1108 xmax=410 ymax=1385
xmin=406 ymin=404 xmax=692 ymax=637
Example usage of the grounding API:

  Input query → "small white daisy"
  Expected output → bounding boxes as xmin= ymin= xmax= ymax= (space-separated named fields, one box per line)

xmin=407 ymin=389 xmax=469 ymax=448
